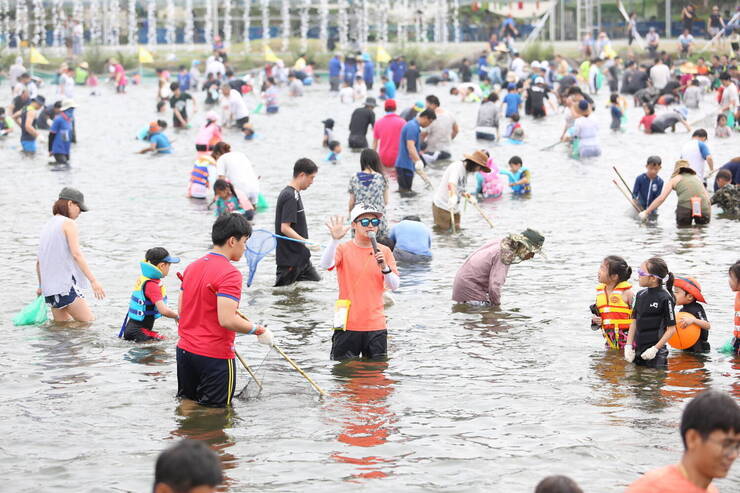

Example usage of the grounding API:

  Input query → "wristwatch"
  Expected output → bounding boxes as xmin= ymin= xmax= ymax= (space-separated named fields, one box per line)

xmin=381 ymin=267 xmax=392 ymax=274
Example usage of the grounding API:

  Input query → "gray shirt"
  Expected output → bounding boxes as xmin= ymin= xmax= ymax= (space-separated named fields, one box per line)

xmin=424 ymin=111 xmax=457 ymax=153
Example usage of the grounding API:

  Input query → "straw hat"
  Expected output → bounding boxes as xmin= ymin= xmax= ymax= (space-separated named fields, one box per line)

xmin=671 ymin=159 xmax=696 ymax=177
xmin=79 ymin=61 xmax=89 ymax=69
xmin=463 ymin=150 xmax=492 ymax=173
xmin=60 ymin=99 xmax=76 ymax=111
xmin=680 ymin=62 xmax=698 ymax=74
xmin=494 ymin=42 xmax=509 ymax=53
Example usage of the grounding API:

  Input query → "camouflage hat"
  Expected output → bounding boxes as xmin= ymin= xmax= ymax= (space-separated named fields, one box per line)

xmin=508 ymin=228 xmax=545 ymax=254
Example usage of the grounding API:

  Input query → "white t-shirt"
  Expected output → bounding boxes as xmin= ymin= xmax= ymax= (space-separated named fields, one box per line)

xmin=510 ymin=57 xmax=526 ymax=80
xmin=216 ymin=151 xmax=259 ymax=201
xmin=339 ymin=86 xmax=354 ymax=103
xmin=720 ymin=82 xmax=738 ymax=111
xmin=227 ymin=90 xmax=249 ymax=120
xmin=649 ymin=63 xmax=670 ymax=90
xmin=59 ymin=73 xmax=75 ymax=98
xmin=573 ymin=115 xmax=600 ymax=148
xmin=433 ymin=160 xmax=469 ymax=210
xmin=353 ymin=81 xmax=367 ymax=101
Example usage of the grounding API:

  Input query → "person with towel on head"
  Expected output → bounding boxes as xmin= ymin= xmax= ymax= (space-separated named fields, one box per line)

xmin=452 ymin=229 xmax=545 ymax=306
xmin=320 ymin=204 xmax=400 ymax=360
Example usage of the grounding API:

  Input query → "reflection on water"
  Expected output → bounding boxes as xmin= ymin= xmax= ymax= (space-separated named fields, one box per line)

xmin=331 ymin=360 xmax=396 ymax=481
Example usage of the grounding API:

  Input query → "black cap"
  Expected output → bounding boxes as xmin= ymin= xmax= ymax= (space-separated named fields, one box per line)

xmin=145 ymin=247 xmax=181 ymax=265
xmin=58 ymin=187 xmax=88 ymax=211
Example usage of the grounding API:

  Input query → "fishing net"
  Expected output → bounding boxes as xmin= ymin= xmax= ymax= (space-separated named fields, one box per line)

xmin=13 ymin=295 xmax=48 ymax=326
xmin=246 ymin=229 xmax=277 ymax=286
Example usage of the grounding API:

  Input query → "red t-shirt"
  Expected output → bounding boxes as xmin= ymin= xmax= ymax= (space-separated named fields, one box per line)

xmin=373 ymin=113 xmax=406 ymax=167
xmin=177 ymin=252 xmax=242 ymax=359
xmin=640 ymin=114 xmax=657 ymax=133
xmin=143 ymin=279 xmax=164 ymax=304
xmin=626 ymin=465 xmax=719 ymax=493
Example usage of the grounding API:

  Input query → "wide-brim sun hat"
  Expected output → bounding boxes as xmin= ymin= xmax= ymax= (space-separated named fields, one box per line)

xmin=494 ymin=42 xmax=509 ymax=53
xmin=364 ymin=97 xmax=377 ymax=107
xmin=674 ymin=276 xmax=706 ymax=303
xmin=507 ymin=228 xmax=545 ymax=254
xmin=671 ymin=159 xmax=696 ymax=177
xmin=60 ymin=99 xmax=76 ymax=111
xmin=463 ymin=150 xmax=492 ymax=173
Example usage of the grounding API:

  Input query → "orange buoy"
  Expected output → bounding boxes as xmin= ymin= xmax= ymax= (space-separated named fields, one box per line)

xmin=668 ymin=312 xmax=701 ymax=350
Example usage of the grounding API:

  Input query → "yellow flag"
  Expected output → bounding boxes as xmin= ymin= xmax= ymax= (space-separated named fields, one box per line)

xmin=29 ymin=47 xmax=49 ymax=64
xmin=376 ymin=45 xmax=391 ymax=64
xmin=264 ymin=44 xmax=281 ymax=63
xmin=138 ymin=47 xmax=154 ymax=64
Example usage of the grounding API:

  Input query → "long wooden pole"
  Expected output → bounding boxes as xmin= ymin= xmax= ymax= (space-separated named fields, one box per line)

xmin=464 ymin=194 xmax=494 ymax=228
xmin=612 ymin=180 xmax=642 ymax=214
xmin=612 ymin=166 xmax=641 ymax=210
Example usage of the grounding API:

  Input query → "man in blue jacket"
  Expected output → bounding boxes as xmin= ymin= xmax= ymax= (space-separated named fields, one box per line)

xmin=328 ymin=54 xmax=342 ymax=92
xmin=49 ymin=99 xmax=75 ymax=165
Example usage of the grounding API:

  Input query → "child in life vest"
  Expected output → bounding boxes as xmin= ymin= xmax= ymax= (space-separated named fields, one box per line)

xmin=673 ymin=276 xmax=711 ymax=353
xmin=591 ymin=255 xmax=634 ymax=349
xmin=120 ymin=247 xmax=180 ymax=342
xmin=187 ymin=152 xmax=214 ymax=199
xmin=730 ymin=261 xmax=740 ymax=356
xmin=475 ymin=157 xmax=504 ymax=199
xmin=624 ymin=257 xmax=677 ymax=369
xmin=500 ymin=155 xmax=531 ymax=195
xmin=213 ymin=179 xmax=255 ymax=220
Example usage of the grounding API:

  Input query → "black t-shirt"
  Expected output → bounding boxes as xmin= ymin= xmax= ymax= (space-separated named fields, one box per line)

xmin=405 ymin=68 xmax=420 ymax=92
xmin=170 ymin=92 xmax=193 ymax=124
xmin=348 ymin=107 xmax=375 ymax=137
xmin=203 ymin=80 xmax=221 ymax=104
xmin=650 ymin=113 xmax=680 ymax=133
xmin=633 ymin=287 xmax=675 ymax=350
xmin=274 ymin=185 xmax=310 ymax=267
xmin=11 ymin=95 xmax=28 ymax=115
xmin=680 ymin=301 xmax=708 ymax=342
xmin=460 ymin=65 xmax=472 ymax=83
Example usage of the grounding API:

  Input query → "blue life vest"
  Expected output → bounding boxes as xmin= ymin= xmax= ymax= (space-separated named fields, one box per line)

xmin=127 ymin=262 xmax=167 ymax=321
xmin=500 ymin=168 xmax=531 ymax=195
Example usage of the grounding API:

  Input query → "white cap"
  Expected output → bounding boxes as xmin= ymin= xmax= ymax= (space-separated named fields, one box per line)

xmin=350 ymin=203 xmax=383 ymax=222
xmin=534 ymin=76 xmax=545 ymax=84
xmin=531 ymin=60 xmax=541 ymax=69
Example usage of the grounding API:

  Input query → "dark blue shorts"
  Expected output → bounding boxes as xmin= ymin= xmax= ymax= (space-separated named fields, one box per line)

xmin=45 ymin=284 xmax=82 ymax=309
xmin=176 ymin=347 xmax=237 ymax=408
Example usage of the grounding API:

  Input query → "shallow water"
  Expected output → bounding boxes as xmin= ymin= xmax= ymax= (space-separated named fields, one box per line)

xmin=0 ymin=79 xmax=738 ymax=492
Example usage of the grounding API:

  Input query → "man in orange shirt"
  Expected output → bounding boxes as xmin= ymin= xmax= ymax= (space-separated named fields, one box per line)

xmin=320 ymin=204 xmax=400 ymax=360
xmin=626 ymin=390 xmax=740 ymax=493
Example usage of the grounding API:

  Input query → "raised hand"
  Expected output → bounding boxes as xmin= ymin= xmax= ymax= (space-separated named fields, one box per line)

xmin=325 ymin=215 xmax=350 ymax=240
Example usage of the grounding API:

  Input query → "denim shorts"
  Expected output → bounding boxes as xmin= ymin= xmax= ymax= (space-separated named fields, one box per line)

xmin=45 ymin=284 xmax=82 ymax=309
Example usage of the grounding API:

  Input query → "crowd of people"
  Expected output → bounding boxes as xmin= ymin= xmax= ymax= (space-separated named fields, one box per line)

xmin=5 ymin=15 xmax=739 ymax=491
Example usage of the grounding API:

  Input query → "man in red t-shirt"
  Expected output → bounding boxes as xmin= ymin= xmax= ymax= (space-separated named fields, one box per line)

xmin=319 ymin=204 xmax=400 ymax=360
xmin=177 ymin=214 xmax=273 ymax=407
xmin=626 ymin=390 xmax=739 ymax=493
xmin=372 ymin=99 xmax=406 ymax=167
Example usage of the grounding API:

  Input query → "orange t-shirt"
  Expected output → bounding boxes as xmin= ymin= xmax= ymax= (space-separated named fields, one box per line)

xmin=334 ymin=241 xmax=398 ymax=331
xmin=626 ymin=465 xmax=720 ymax=493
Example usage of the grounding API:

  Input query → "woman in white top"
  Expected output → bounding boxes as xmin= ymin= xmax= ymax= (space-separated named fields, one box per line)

xmin=212 ymin=142 xmax=260 ymax=205
xmin=37 ymin=188 xmax=105 ymax=322
xmin=432 ymin=150 xmax=491 ymax=231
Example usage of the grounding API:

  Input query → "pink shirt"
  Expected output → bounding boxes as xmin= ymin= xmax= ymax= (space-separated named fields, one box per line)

xmin=373 ymin=113 xmax=406 ymax=167
xmin=626 ymin=465 xmax=720 ymax=493
xmin=452 ymin=239 xmax=510 ymax=305
xmin=195 ymin=122 xmax=222 ymax=147
xmin=114 ymin=64 xmax=127 ymax=85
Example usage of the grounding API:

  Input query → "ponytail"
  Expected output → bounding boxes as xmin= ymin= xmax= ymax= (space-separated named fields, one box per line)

xmin=604 ymin=255 xmax=632 ymax=284
xmin=666 ymin=272 xmax=675 ymax=301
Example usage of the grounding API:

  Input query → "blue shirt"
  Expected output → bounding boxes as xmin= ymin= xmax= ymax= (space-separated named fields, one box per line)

xmin=610 ymin=104 xmax=623 ymax=120
xmin=390 ymin=220 xmax=432 ymax=256
xmin=503 ymin=92 xmax=521 ymax=117
xmin=177 ymin=72 xmax=191 ymax=91
xmin=328 ymin=57 xmax=342 ymax=77
xmin=395 ymin=119 xmax=421 ymax=170
xmin=363 ymin=60 xmax=375 ymax=83
xmin=384 ymin=80 xmax=397 ymax=99
xmin=149 ymin=132 xmax=172 ymax=153
xmin=632 ymin=172 xmax=664 ymax=209
xmin=50 ymin=110 xmax=73 ymax=155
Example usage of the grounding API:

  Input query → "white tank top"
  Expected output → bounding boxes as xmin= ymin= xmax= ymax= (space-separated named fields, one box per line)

xmin=38 ymin=215 xmax=89 ymax=296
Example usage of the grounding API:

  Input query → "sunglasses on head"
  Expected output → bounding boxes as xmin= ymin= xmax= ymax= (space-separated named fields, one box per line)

xmin=355 ymin=217 xmax=381 ymax=227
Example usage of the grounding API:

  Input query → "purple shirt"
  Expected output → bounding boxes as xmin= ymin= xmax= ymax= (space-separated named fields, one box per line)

xmin=452 ymin=239 xmax=511 ymax=304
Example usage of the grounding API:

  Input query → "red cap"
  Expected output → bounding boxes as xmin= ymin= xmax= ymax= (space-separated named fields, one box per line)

xmin=674 ymin=276 xmax=706 ymax=303
xmin=384 ymin=99 xmax=397 ymax=111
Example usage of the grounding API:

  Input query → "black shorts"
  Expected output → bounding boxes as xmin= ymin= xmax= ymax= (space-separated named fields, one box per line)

xmin=53 ymin=153 xmax=69 ymax=164
xmin=123 ymin=319 xmax=165 ymax=342
xmin=236 ymin=116 xmax=250 ymax=128
xmin=331 ymin=329 xmax=388 ymax=361
xmin=348 ymin=134 xmax=368 ymax=149
xmin=275 ymin=262 xmax=321 ymax=287
xmin=675 ymin=206 xmax=710 ymax=227
xmin=176 ymin=347 xmax=237 ymax=408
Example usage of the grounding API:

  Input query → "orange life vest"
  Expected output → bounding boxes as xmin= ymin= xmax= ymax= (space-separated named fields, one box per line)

xmin=596 ymin=281 xmax=633 ymax=330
